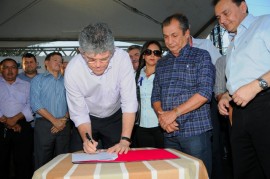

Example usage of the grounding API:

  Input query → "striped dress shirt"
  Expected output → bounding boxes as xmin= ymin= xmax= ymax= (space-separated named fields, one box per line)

xmin=30 ymin=71 xmax=68 ymax=118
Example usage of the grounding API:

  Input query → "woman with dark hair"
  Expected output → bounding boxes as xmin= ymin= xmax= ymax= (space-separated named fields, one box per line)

xmin=135 ymin=40 xmax=164 ymax=148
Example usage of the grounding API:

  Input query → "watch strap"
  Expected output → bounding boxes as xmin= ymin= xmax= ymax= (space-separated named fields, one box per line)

xmin=121 ymin=136 xmax=132 ymax=143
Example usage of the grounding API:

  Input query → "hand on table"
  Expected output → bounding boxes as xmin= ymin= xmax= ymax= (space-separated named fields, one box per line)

xmin=107 ymin=140 xmax=130 ymax=154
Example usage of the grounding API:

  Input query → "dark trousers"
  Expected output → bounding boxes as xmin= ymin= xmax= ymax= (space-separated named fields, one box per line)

xmin=69 ymin=121 xmax=83 ymax=152
xmin=91 ymin=109 xmax=122 ymax=149
xmin=69 ymin=109 xmax=123 ymax=151
xmin=136 ymin=126 xmax=164 ymax=148
xmin=210 ymin=97 xmax=225 ymax=179
xmin=34 ymin=118 xmax=70 ymax=170
xmin=231 ymin=91 xmax=270 ymax=179
xmin=0 ymin=120 xmax=33 ymax=179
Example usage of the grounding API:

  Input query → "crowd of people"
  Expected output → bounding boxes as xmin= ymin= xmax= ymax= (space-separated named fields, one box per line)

xmin=0 ymin=0 xmax=270 ymax=179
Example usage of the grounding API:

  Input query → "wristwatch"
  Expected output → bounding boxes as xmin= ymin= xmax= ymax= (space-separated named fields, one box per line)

xmin=258 ymin=78 xmax=268 ymax=90
xmin=121 ymin=136 xmax=132 ymax=143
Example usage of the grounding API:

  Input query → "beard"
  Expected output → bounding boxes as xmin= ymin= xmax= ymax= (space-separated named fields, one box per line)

xmin=25 ymin=68 xmax=37 ymax=74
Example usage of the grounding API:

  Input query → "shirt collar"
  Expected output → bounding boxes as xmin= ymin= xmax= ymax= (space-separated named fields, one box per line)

xmin=240 ymin=14 xmax=256 ymax=30
xmin=43 ymin=70 xmax=62 ymax=79
xmin=168 ymin=44 xmax=191 ymax=58
xmin=0 ymin=77 xmax=24 ymax=85
xmin=232 ymin=14 xmax=256 ymax=37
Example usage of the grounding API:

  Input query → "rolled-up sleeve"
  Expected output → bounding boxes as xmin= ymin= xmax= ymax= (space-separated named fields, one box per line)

xmin=197 ymin=51 xmax=216 ymax=101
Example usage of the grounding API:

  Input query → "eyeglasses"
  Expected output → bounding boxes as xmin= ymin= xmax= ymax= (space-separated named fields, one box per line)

xmin=143 ymin=49 xmax=162 ymax=57
xmin=82 ymin=52 xmax=111 ymax=64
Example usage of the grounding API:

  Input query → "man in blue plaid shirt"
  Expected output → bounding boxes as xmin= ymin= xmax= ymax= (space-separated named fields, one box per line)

xmin=151 ymin=13 xmax=215 ymax=176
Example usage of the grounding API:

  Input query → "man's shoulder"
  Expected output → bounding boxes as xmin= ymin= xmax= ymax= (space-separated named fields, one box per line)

xmin=256 ymin=14 xmax=270 ymax=28
xmin=247 ymin=14 xmax=270 ymax=28
xmin=157 ymin=55 xmax=170 ymax=66
xmin=17 ymin=72 xmax=24 ymax=77
xmin=190 ymin=46 xmax=210 ymax=56
xmin=193 ymin=38 xmax=212 ymax=47
xmin=17 ymin=72 xmax=25 ymax=80
xmin=111 ymin=47 xmax=131 ymax=68
xmin=112 ymin=47 xmax=129 ymax=61
xmin=16 ymin=77 xmax=30 ymax=86
xmin=31 ymin=73 xmax=44 ymax=82
xmin=257 ymin=14 xmax=270 ymax=21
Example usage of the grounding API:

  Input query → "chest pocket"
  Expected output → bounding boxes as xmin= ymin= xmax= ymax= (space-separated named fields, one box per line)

xmin=183 ymin=62 xmax=197 ymax=88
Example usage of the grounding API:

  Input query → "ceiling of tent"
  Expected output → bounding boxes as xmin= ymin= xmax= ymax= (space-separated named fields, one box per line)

xmin=0 ymin=0 xmax=218 ymax=47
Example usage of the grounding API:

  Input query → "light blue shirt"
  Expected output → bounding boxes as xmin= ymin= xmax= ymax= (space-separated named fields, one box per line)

xmin=226 ymin=14 xmax=270 ymax=94
xmin=64 ymin=47 xmax=138 ymax=127
xmin=138 ymin=67 xmax=159 ymax=128
xmin=192 ymin=37 xmax=221 ymax=65
xmin=30 ymin=71 xmax=68 ymax=118
xmin=18 ymin=72 xmax=38 ymax=83
xmin=0 ymin=77 xmax=33 ymax=122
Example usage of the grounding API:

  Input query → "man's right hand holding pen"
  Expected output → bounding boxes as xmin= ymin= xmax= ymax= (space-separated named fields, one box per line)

xmin=84 ymin=132 xmax=98 ymax=153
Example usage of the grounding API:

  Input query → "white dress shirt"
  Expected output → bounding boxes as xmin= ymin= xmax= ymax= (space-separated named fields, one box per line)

xmin=225 ymin=14 xmax=270 ymax=94
xmin=64 ymin=47 xmax=138 ymax=127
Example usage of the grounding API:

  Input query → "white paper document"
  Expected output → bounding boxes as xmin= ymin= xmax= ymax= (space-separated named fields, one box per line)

xmin=72 ymin=152 xmax=118 ymax=163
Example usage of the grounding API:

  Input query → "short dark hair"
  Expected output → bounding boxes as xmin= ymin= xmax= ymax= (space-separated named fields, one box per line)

xmin=162 ymin=13 xmax=189 ymax=34
xmin=44 ymin=52 xmax=63 ymax=70
xmin=22 ymin=53 xmax=37 ymax=62
xmin=0 ymin=58 xmax=18 ymax=69
xmin=127 ymin=45 xmax=142 ymax=53
xmin=212 ymin=0 xmax=248 ymax=13
xmin=45 ymin=52 xmax=63 ymax=62
xmin=212 ymin=0 xmax=245 ymax=6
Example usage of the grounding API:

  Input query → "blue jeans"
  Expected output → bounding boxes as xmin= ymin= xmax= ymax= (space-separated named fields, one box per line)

xmin=164 ymin=130 xmax=212 ymax=177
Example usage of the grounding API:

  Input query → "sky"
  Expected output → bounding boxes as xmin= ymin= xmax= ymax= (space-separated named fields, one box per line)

xmin=246 ymin=0 xmax=270 ymax=16
xmin=34 ymin=0 xmax=270 ymax=49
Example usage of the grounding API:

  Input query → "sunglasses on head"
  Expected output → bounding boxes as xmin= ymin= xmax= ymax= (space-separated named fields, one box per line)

xmin=143 ymin=49 xmax=162 ymax=57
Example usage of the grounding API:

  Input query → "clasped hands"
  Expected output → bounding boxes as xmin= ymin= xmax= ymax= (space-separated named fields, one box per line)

xmin=51 ymin=117 xmax=67 ymax=134
xmin=158 ymin=110 xmax=179 ymax=133
xmin=0 ymin=116 xmax=22 ymax=132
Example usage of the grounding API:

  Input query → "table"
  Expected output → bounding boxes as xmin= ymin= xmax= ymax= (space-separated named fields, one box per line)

xmin=32 ymin=148 xmax=208 ymax=179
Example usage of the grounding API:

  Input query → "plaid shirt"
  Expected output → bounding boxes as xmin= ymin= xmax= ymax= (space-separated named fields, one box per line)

xmin=151 ymin=44 xmax=215 ymax=137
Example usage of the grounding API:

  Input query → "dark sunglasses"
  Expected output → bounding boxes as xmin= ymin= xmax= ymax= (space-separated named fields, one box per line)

xmin=143 ymin=49 xmax=162 ymax=57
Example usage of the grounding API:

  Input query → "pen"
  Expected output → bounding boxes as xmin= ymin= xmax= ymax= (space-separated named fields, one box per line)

xmin=86 ymin=133 xmax=98 ymax=152
xmin=86 ymin=132 xmax=94 ymax=144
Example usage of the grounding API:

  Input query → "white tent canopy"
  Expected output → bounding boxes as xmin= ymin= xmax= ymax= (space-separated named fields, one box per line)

xmin=0 ymin=0 xmax=217 ymax=47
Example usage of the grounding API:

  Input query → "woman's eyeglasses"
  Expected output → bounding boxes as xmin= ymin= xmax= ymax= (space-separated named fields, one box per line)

xmin=143 ymin=49 xmax=162 ymax=57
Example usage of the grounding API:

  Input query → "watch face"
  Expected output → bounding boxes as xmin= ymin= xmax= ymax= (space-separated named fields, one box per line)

xmin=259 ymin=79 xmax=268 ymax=90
